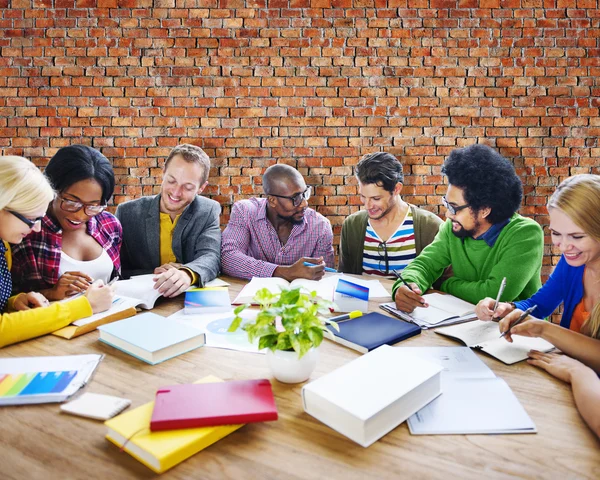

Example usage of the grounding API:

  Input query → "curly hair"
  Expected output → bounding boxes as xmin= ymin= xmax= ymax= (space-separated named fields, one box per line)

xmin=355 ymin=152 xmax=404 ymax=194
xmin=442 ymin=144 xmax=522 ymax=224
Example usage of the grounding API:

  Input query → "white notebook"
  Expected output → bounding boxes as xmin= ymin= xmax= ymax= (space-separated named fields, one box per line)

xmin=402 ymin=347 xmax=537 ymax=435
xmin=60 ymin=393 xmax=131 ymax=421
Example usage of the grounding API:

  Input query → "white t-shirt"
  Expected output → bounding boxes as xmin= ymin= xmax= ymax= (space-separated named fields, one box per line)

xmin=58 ymin=249 xmax=113 ymax=284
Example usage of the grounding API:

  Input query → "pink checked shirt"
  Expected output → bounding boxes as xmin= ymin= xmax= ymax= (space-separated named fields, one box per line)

xmin=221 ymin=198 xmax=335 ymax=279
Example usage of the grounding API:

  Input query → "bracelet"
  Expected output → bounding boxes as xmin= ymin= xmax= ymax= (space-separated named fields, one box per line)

xmin=509 ymin=302 xmax=518 ymax=310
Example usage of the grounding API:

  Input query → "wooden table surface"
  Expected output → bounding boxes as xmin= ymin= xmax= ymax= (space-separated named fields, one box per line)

xmin=0 ymin=275 xmax=598 ymax=480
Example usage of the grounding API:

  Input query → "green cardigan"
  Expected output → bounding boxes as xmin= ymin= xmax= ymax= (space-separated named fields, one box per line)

xmin=338 ymin=205 xmax=443 ymax=274
xmin=391 ymin=214 xmax=544 ymax=304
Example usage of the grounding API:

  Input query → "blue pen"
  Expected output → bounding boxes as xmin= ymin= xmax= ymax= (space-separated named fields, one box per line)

xmin=303 ymin=261 xmax=337 ymax=273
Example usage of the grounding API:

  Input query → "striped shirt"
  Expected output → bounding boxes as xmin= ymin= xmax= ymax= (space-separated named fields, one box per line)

xmin=221 ymin=198 xmax=335 ymax=280
xmin=362 ymin=209 xmax=416 ymax=279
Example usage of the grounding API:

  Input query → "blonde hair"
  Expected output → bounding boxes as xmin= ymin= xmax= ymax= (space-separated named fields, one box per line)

xmin=548 ymin=174 xmax=600 ymax=338
xmin=0 ymin=156 xmax=55 ymax=214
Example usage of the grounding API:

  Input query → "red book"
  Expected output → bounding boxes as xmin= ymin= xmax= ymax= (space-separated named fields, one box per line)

xmin=149 ymin=379 xmax=278 ymax=431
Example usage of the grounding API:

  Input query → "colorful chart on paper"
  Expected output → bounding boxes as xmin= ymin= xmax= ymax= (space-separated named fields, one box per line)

xmin=0 ymin=370 xmax=77 ymax=398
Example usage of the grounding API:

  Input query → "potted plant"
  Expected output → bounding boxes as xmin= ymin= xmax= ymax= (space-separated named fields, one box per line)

xmin=228 ymin=287 xmax=339 ymax=384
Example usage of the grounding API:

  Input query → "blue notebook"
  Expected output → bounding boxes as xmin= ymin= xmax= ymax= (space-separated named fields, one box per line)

xmin=327 ymin=312 xmax=421 ymax=354
xmin=98 ymin=313 xmax=205 ymax=365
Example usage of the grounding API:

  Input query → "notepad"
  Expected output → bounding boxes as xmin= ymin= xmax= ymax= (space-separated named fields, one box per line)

xmin=435 ymin=319 xmax=554 ymax=365
xmin=61 ymin=392 xmax=131 ymax=421
xmin=381 ymin=293 xmax=477 ymax=329
xmin=105 ymin=375 xmax=243 ymax=474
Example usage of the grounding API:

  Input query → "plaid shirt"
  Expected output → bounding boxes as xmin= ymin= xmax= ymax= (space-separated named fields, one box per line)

xmin=10 ymin=211 xmax=122 ymax=294
xmin=221 ymin=197 xmax=334 ymax=280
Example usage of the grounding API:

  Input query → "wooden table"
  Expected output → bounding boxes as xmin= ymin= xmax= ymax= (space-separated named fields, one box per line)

xmin=1 ymin=276 xmax=598 ymax=480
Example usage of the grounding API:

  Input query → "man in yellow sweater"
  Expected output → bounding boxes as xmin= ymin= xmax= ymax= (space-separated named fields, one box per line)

xmin=116 ymin=145 xmax=221 ymax=298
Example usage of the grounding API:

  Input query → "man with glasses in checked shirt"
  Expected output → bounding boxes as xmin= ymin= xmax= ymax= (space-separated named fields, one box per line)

xmin=393 ymin=144 xmax=544 ymax=313
xmin=221 ymin=164 xmax=334 ymax=281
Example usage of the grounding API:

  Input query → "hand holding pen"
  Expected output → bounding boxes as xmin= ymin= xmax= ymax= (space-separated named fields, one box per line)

xmin=499 ymin=305 xmax=538 ymax=340
xmin=393 ymin=271 xmax=427 ymax=312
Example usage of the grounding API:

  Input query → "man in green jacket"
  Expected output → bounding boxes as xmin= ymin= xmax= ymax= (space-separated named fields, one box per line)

xmin=339 ymin=152 xmax=443 ymax=278
xmin=393 ymin=144 xmax=543 ymax=311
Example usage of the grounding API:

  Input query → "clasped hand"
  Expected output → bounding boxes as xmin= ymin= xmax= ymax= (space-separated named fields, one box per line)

xmin=153 ymin=263 xmax=192 ymax=298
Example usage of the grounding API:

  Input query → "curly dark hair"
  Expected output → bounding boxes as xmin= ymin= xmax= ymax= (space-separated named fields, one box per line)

xmin=355 ymin=152 xmax=404 ymax=194
xmin=441 ymin=144 xmax=523 ymax=224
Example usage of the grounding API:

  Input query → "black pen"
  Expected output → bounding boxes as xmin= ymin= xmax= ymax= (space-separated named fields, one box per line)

xmin=500 ymin=305 xmax=537 ymax=338
xmin=393 ymin=271 xmax=426 ymax=306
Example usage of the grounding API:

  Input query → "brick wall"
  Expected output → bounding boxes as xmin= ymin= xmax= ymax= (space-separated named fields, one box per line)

xmin=1 ymin=0 xmax=599 ymax=280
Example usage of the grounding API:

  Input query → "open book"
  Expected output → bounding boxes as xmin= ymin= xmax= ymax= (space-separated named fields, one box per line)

xmin=435 ymin=319 xmax=554 ymax=365
xmin=233 ymin=275 xmax=390 ymax=305
xmin=403 ymin=347 xmax=537 ymax=435
xmin=113 ymin=274 xmax=162 ymax=309
xmin=381 ymin=293 xmax=477 ymax=329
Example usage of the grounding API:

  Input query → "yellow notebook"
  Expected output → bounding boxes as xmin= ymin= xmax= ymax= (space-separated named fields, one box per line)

xmin=104 ymin=375 xmax=243 ymax=473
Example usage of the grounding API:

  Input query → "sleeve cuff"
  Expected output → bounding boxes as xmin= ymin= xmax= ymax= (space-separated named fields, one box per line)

xmin=179 ymin=267 xmax=199 ymax=286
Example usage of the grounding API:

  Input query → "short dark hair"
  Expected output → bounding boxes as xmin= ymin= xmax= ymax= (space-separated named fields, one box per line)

xmin=263 ymin=164 xmax=304 ymax=194
xmin=355 ymin=152 xmax=404 ymax=194
xmin=45 ymin=145 xmax=115 ymax=205
xmin=442 ymin=144 xmax=523 ymax=224
xmin=165 ymin=144 xmax=210 ymax=184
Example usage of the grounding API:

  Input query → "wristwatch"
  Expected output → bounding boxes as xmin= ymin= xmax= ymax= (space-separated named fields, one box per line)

xmin=508 ymin=302 xmax=518 ymax=311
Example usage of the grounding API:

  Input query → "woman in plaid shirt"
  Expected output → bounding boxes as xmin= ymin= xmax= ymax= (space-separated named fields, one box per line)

xmin=11 ymin=145 xmax=122 ymax=300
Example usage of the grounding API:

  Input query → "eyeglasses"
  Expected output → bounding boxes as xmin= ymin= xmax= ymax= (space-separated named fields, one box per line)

xmin=8 ymin=210 xmax=44 ymax=229
xmin=59 ymin=195 xmax=107 ymax=216
xmin=377 ymin=241 xmax=389 ymax=275
xmin=268 ymin=186 xmax=312 ymax=207
xmin=442 ymin=196 xmax=470 ymax=216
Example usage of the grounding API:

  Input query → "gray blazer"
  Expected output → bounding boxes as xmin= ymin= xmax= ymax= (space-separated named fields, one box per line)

xmin=115 ymin=194 xmax=221 ymax=286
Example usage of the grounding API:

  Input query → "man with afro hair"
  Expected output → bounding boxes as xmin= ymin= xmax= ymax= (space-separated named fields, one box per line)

xmin=393 ymin=144 xmax=543 ymax=312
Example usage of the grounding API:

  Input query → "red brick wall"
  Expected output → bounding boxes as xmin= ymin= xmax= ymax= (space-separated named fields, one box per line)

xmin=1 ymin=0 xmax=599 ymax=279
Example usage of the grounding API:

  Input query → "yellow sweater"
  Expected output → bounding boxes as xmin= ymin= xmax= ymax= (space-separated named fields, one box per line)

xmin=1 ymin=243 xmax=93 ymax=348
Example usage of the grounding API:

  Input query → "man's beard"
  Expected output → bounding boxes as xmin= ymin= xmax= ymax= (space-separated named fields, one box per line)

xmin=368 ymin=199 xmax=395 ymax=220
xmin=451 ymin=220 xmax=479 ymax=239
xmin=278 ymin=211 xmax=305 ymax=225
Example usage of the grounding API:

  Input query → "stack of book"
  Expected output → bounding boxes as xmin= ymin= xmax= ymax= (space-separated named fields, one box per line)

xmin=105 ymin=376 xmax=278 ymax=473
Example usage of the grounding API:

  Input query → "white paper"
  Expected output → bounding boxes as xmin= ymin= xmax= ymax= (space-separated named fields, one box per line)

xmin=204 ymin=278 xmax=230 ymax=287
xmin=114 ymin=274 xmax=161 ymax=309
xmin=167 ymin=309 xmax=263 ymax=354
xmin=72 ymin=295 xmax=141 ymax=326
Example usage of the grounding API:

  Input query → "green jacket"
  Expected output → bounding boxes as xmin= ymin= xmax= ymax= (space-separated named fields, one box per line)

xmin=338 ymin=205 xmax=443 ymax=274
xmin=391 ymin=214 xmax=544 ymax=304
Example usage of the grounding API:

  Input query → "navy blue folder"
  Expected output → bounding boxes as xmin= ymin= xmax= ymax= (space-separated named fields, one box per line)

xmin=327 ymin=312 xmax=421 ymax=354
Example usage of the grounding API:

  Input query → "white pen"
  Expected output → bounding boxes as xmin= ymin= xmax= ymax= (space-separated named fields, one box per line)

xmin=492 ymin=277 xmax=507 ymax=317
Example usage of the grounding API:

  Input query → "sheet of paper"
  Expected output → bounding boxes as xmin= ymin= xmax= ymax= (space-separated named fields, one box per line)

xmin=480 ymin=336 xmax=555 ymax=365
xmin=408 ymin=377 xmax=536 ymax=435
xmin=437 ymin=320 xmax=500 ymax=346
xmin=398 ymin=346 xmax=495 ymax=387
xmin=167 ymin=309 xmax=264 ymax=354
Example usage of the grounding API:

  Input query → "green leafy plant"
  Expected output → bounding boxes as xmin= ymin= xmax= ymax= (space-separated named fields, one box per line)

xmin=228 ymin=287 xmax=339 ymax=359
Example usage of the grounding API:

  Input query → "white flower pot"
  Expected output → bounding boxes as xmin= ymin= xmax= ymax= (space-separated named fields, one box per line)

xmin=265 ymin=348 xmax=319 ymax=384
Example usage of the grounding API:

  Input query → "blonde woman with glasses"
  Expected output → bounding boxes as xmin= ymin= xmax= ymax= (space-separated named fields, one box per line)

xmin=0 ymin=156 xmax=113 ymax=348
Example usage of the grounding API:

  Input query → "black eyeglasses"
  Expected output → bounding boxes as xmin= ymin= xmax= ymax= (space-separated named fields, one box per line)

xmin=268 ymin=186 xmax=312 ymax=207
xmin=442 ymin=196 xmax=470 ymax=216
xmin=377 ymin=241 xmax=389 ymax=275
xmin=58 ymin=195 xmax=107 ymax=216
xmin=8 ymin=210 xmax=44 ymax=229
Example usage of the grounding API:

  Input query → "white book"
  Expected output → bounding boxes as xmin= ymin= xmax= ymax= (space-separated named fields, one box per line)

xmin=114 ymin=274 xmax=162 ymax=309
xmin=435 ymin=319 xmax=554 ymax=365
xmin=233 ymin=275 xmax=390 ymax=304
xmin=61 ymin=392 xmax=131 ymax=421
xmin=402 ymin=347 xmax=537 ymax=435
xmin=301 ymin=345 xmax=443 ymax=447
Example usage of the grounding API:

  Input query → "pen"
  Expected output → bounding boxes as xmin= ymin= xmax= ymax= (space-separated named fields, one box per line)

xmin=500 ymin=305 xmax=537 ymax=338
xmin=393 ymin=271 xmax=426 ymax=306
xmin=492 ymin=277 xmax=507 ymax=316
xmin=303 ymin=261 xmax=337 ymax=273
xmin=328 ymin=311 xmax=363 ymax=323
